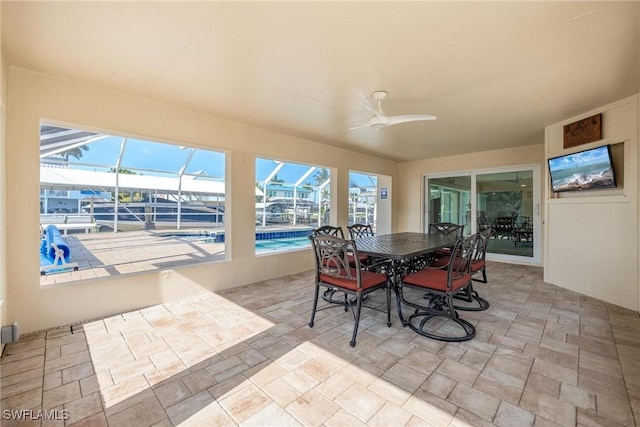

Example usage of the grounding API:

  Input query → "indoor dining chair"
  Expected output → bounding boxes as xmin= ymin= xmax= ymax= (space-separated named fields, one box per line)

xmin=428 ymin=222 xmax=465 ymax=261
xmin=312 ymin=225 xmax=367 ymax=305
xmin=347 ymin=223 xmax=391 ymax=273
xmin=453 ymin=229 xmax=491 ymax=311
xmin=309 ymin=234 xmax=391 ymax=347
xmin=312 ymin=225 xmax=345 ymax=238
xmin=347 ymin=223 xmax=374 ymax=239
xmin=398 ymin=235 xmax=477 ymax=342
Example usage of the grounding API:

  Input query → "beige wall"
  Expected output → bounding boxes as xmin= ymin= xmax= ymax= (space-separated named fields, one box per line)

xmin=397 ymin=144 xmax=545 ymax=233
xmin=5 ymin=67 xmax=398 ymax=333
xmin=1 ymin=43 xmax=7 ymax=347
xmin=544 ymin=95 xmax=638 ymax=311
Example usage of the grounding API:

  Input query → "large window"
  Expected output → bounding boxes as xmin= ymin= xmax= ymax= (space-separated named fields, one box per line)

xmin=349 ymin=171 xmax=378 ymax=232
xmin=39 ymin=124 xmax=226 ymax=284
xmin=255 ymin=158 xmax=330 ymax=254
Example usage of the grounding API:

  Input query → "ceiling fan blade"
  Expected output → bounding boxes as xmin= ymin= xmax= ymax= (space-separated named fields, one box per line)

xmin=358 ymin=92 xmax=379 ymax=116
xmin=386 ymin=114 xmax=437 ymax=126
xmin=340 ymin=118 xmax=371 ymax=131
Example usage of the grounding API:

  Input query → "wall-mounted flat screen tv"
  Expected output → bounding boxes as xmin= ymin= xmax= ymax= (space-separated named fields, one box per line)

xmin=548 ymin=145 xmax=617 ymax=193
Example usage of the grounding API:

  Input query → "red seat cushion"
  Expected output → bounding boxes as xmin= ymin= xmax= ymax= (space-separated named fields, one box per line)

xmin=470 ymin=260 xmax=485 ymax=273
xmin=430 ymin=256 xmax=451 ymax=268
xmin=347 ymin=254 xmax=369 ymax=267
xmin=322 ymin=253 xmax=368 ymax=269
xmin=320 ymin=269 xmax=387 ymax=291
xmin=403 ymin=268 xmax=470 ymax=292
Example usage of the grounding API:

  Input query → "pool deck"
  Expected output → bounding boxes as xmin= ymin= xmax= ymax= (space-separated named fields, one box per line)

xmin=40 ymin=230 xmax=226 ymax=286
xmin=39 ymin=226 xmax=315 ymax=286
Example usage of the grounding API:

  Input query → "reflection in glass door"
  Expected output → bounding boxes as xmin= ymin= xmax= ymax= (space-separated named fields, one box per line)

xmin=426 ymin=175 xmax=471 ymax=236
xmin=476 ymin=170 xmax=536 ymax=259
xmin=425 ymin=166 xmax=540 ymax=264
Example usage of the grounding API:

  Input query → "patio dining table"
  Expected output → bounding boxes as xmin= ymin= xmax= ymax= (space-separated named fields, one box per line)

xmin=355 ymin=232 xmax=458 ymax=325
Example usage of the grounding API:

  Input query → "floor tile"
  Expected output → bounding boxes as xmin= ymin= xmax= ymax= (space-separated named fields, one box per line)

xmin=381 ymin=362 xmax=428 ymax=393
xmin=323 ymin=409 xmax=368 ymax=427
xmin=286 ymin=389 xmax=340 ymax=427
xmin=402 ymin=389 xmax=457 ymax=427
xmin=2 ymin=264 xmax=638 ymax=427
xmin=334 ymin=383 xmax=386 ymax=423
xmin=367 ymin=377 xmax=412 ymax=407
xmin=435 ymin=358 xmax=481 ymax=386
xmin=106 ymin=394 xmax=166 ymax=427
xmin=520 ymin=388 xmax=576 ymax=426
xmin=218 ymin=383 xmax=272 ymax=424
xmin=63 ymin=392 xmax=104 ymax=425
xmin=240 ymin=402 xmax=301 ymax=427
xmin=42 ymin=381 xmax=81 ymax=409
xmin=558 ymin=383 xmax=595 ymax=411
xmin=447 ymin=382 xmax=500 ymax=421
xmin=367 ymin=401 xmax=413 ymax=427
xmin=493 ymin=400 xmax=535 ymax=427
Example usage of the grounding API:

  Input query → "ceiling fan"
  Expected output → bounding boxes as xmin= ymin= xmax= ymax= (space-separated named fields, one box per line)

xmin=508 ymin=172 xmax=529 ymax=187
xmin=346 ymin=91 xmax=437 ymax=130
xmin=508 ymin=172 xmax=522 ymax=183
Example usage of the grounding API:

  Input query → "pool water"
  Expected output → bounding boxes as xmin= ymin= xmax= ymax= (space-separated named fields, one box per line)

xmin=256 ymin=236 xmax=311 ymax=253
xmin=160 ymin=232 xmax=218 ymax=243
xmin=160 ymin=232 xmax=312 ymax=253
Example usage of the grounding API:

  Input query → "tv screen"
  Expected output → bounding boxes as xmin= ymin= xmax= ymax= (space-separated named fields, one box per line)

xmin=548 ymin=145 xmax=617 ymax=193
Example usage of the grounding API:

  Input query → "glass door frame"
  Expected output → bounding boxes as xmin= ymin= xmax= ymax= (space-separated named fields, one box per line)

xmin=423 ymin=164 xmax=541 ymax=265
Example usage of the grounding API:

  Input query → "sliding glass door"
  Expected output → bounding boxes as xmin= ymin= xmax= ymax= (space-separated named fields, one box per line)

xmin=426 ymin=175 xmax=471 ymax=236
xmin=425 ymin=166 xmax=540 ymax=264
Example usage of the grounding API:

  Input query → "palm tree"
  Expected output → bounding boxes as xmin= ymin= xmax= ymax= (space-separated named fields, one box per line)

xmin=271 ymin=174 xmax=285 ymax=186
xmin=255 ymin=182 xmax=264 ymax=203
xmin=312 ymin=169 xmax=330 ymax=221
xmin=109 ymin=167 xmax=138 ymax=175
xmin=313 ymin=168 xmax=329 ymax=186
xmin=59 ymin=145 xmax=89 ymax=161
xmin=314 ymin=168 xmax=330 ymax=202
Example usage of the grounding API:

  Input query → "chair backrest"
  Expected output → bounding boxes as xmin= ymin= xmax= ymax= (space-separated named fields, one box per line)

xmin=477 ymin=216 xmax=489 ymax=230
xmin=519 ymin=216 xmax=532 ymax=231
xmin=347 ymin=223 xmax=374 ymax=239
xmin=448 ymin=234 xmax=477 ymax=285
xmin=494 ymin=217 xmax=513 ymax=230
xmin=310 ymin=235 xmax=363 ymax=287
xmin=472 ymin=228 xmax=492 ymax=263
xmin=429 ymin=222 xmax=465 ymax=239
xmin=312 ymin=225 xmax=344 ymax=238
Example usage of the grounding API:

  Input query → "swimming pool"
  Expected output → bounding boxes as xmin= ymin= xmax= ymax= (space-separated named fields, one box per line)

xmin=159 ymin=232 xmax=218 ymax=243
xmin=255 ymin=236 xmax=311 ymax=253
xmin=159 ymin=230 xmax=313 ymax=253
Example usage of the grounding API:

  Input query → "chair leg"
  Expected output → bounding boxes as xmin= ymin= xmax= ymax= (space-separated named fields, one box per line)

xmin=401 ymin=290 xmax=476 ymax=342
xmin=454 ymin=283 xmax=490 ymax=311
xmin=350 ymin=294 xmax=363 ymax=347
xmin=309 ymin=283 xmax=320 ymax=328
xmin=380 ymin=286 xmax=391 ymax=325
xmin=472 ymin=268 xmax=488 ymax=284
xmin=322 ymin=288 xmax=364 ymax=308
xmin=395 ymin=284 xmax=408 ymax=326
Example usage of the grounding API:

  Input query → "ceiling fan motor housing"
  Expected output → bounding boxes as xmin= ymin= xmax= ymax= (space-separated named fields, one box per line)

xmin=372 ymin=91 xmax=388 ymax=101
xmin=370 ymin=115 xmax=387 ymax=129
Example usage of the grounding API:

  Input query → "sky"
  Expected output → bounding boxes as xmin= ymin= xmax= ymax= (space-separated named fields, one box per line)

xmin=50 ymin=132 xmax=377 ymax=187
xmin=548 ymin=145 xmax=610 ymax=172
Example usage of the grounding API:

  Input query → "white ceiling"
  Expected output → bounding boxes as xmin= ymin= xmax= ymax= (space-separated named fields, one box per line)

xmin=2 ymin=1 xmax=638 ymax=162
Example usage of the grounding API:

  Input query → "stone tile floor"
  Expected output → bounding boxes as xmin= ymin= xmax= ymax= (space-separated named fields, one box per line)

xmin=3 ymin=262 xmax=640 ymax=426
